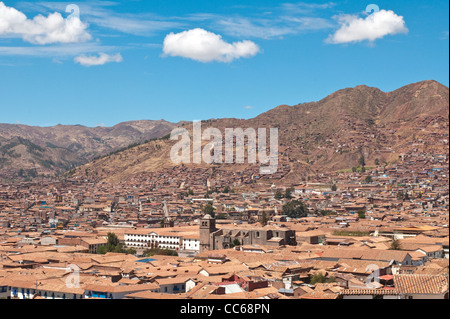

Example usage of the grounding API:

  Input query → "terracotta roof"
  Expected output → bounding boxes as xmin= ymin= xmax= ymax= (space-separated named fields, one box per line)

xmin=125 ymin=291 xmax=186 ymax=299
xmin=394 ymin=274 xmax=449 ymax=295
xmin=299 ymin=290 xmax=340 ymax=299
xmin=340 ymin=288 xmax=399 ymax=295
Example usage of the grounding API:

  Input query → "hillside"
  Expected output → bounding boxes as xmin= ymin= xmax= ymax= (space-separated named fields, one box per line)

xmin=0 ymin=120 xmax=180 ymax=180
xmin=30 ymin=81 xmax=450 ymax=183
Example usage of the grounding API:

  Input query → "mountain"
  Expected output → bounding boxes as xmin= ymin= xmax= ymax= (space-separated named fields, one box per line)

xmin=0 ymin=120 xmax=181 ymax=180
xmin=68 ymin=80 xmax=449 ymax=184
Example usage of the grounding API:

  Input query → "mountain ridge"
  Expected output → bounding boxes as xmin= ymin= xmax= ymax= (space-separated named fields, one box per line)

xmin=0 ymin=120 xmax=182 ymax=180
xmin=66 ymin=80 xmax=449 ymax=183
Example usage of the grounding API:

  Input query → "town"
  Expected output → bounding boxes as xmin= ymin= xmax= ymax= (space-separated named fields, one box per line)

xmin=0 ymin=142 xmax=448 ymax=300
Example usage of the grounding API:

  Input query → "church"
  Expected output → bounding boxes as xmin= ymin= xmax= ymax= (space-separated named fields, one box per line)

xmin=199 ymin=214 xmax=296 ymax=252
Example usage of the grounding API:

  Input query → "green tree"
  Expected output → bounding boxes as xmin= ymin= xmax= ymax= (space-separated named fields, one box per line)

xmin=203 ymin=203 xmax=215 ymax=217
xmin=98 ymin=232 xmax=130 ymax=255
xmin=358 ymin=155 xmax=366 ymax=167
xmin=146 ymin=248 xmax=178 ymax=256
xmin=282 ymin=200 xmax=309 ymax=219
xmin=106 ymin=232 xmax=120 ymax=247
xmin=284 ymin=188 xmax=294 ymax=199
xmin=97 ymin=246 xmax=108 ymax=254
xmin=310 ymin=272 xmax=336 ymax=285
xmin=365 ymin=175 xmax=373 ymax=183
xmin=123 ymin=247 xmax=137 ymax=255
xmin=275 ymin=190 xmax=284 ymax=200
xmin=357 ymin=210 xmax=366 ymax=219
xmin=232 ymin=239 xmax=241 ymax=248
xmin=397 ymin=191 xmax=410 ymax=201
xmin=331 ymin=184 xmax=337 ymax=192
xmin=216 ymin=213 xmax=228 ymax=220
xmin=260 ymin=211 xmax=269 ymax=226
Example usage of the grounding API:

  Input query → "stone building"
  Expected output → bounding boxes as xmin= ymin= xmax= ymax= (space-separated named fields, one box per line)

xmin=199 ymin=214 xmax=296 ymax=253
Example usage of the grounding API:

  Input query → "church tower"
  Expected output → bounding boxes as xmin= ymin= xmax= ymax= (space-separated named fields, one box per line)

xmin=200 ymin=214 xmax=216 ymax=252
xmin=162 ymin=201 xmax=174 ymax=228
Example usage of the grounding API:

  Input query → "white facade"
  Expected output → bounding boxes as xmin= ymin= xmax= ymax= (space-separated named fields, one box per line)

xmin=9 ymin=286 xmax=83 ymax=299
xmin=124 ymin=230 xmax=200 ymax=253
xmin=182 ymin=238 xmax=200 ymax=251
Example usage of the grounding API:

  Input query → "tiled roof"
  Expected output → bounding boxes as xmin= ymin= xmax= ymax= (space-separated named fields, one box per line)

xmin=340 ymin=288 xmax=399 ymax=295
xmin=394 ymin=274 xmax=449 ymax=295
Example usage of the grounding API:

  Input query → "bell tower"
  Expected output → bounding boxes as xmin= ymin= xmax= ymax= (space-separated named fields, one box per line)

xmin=162 ymin=201 xmax=174 ymax=228
xmin=200 ymin=214 xmax=216 ymax=252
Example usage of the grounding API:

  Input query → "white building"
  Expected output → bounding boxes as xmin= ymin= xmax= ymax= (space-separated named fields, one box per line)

xmin=124 ymin=227 xmax=200 ymax=253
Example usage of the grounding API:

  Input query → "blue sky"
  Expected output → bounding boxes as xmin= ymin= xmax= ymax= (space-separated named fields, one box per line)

xmin=0 ymin=0 xmax=448 ymax=127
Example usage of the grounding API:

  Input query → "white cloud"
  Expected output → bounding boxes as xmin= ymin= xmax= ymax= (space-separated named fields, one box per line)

xmin=244 ymin=105 xmax=254 ymax=109
xmin=30 ymin=1 xmax=183 ymax=36
xmin=327 ymin=9 xmax=408 ymax=44
xmin=162 ymin=28 xmax=260 ymax=63
xmin=0 ymin=1 xmax=91 ymax=45
xmin=189 ymin=13 xmax=333 ymax=40
xmin=217 ymin=17 xmax=295 ymax=39
xmin=280 ymin=2 xmax=336 ymax=14
xmin=74 ymin=52 xmax=123 ymax=66
xmin=0 ymin=43 xmax=118 ymax=59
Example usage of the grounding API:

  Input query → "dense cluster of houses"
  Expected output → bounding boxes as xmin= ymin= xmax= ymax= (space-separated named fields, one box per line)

xmin=0 ymin=141 xmax=448 ymax=299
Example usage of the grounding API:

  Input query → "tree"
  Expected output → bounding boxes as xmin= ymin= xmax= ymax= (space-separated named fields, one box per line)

xmin=97 ymin=232 xmax=133 ymax=255
xmin=146 ymin=248 xmax=178 ymax=256
xmin=216 ymin=213 xmax=228 ymax=220
xmin=309 ymin=273 xmax=335 ymax=285
xmin=260 ymin=211 xmax=269 ymax=226
xmin=97 ymin=246 xmax=108 ymax=254
xmin=282 ymin=200 xmax=309 ymax=219
xmin=203 ymin=203 xmax=215 ymax=217
xmin=397 ymin=191 xmax=410 ymax=201
xmin=365 ymin=175 xmax=373 ymax=184
xmin=284 ymin=188 xmax=294 ymax=199
xmin=123 ymin=247 xmax=137 ymax=255
xmin=275 ymin=190 xmax=284 ymax=200
xmin=232 ymin=239 xmax=241 ymax=248
xmin=331 ymin=184 xmax=337 ymax=192
xmin=375 ymin=158 xmax=380 ymax=166
xmin=358 ymin=155 xmax=366 ymax=168
xmin=106 ymin=232 xmax=120 ymax=248
xmin=390 ymin=239 xmax=402 ymax=250
xmin=357 ymin=210 xmax=366 ymax=219
xmin=310 ymin=272 xmax=325 ymax=285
